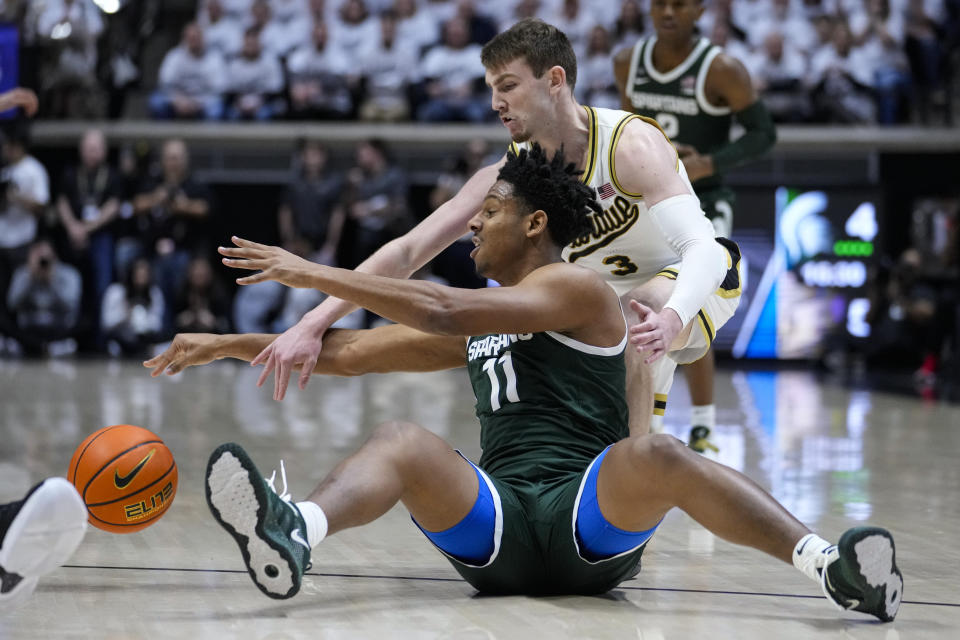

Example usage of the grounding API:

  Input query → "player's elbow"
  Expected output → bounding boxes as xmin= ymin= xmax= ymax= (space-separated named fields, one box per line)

xmin=419 ymin=291 xmax=474 ymax=336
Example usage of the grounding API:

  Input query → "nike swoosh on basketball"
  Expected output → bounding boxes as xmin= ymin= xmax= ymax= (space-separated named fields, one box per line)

xmin=290 ymin=529 xmax=310 ymax=549
xmin=114 ymin=449 xmax=156 ymax=489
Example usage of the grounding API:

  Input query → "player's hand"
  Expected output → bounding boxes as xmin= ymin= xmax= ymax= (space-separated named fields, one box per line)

xmin=675 ymin=144 xmax=714 ymax=182
xmin=250 ymin=319 xmax=326 ymax=401
xmin=143 ymin=334 xmax=221 ymax=376
xmin=627 ymin=300 xmax=683 ymax=364
xmin=219 ymin=236 xmax=318 ymax=289
xmin=0 ymin=88 xmax=39 ymax=116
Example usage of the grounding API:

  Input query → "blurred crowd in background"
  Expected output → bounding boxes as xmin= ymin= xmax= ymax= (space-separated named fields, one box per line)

xmin=0 ymin=123 xmax=496 ymax=358
xmin=2 ymin=0 xmax=958 ymax=124
xmin=0 ymin=0 xmax=958 ymax=392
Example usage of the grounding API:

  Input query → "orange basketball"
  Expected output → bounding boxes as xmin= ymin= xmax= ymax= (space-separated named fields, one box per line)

xmin=67 ymin=425 xmax=178 ymax=534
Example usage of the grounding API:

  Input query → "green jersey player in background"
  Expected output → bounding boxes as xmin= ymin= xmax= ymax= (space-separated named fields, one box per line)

xmin=614 ymin=0 xmax=776 ymax=452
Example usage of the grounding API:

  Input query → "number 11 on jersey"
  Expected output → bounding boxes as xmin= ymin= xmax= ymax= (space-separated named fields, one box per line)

xmin=481 ymin=352 xmax=519 ymax=412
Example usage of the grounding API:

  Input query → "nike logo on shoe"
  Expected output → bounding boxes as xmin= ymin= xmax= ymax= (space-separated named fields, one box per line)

xmin=290 ymin=528 xmax=310 ymax=549
xmin=114 ymin=449 xmax=156 ymax=489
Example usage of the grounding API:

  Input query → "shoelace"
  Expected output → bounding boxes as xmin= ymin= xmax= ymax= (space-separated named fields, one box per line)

xmin=265 ymin=460 xmax=293 ymax=504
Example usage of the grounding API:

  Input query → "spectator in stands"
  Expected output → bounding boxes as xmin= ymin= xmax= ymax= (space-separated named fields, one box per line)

xmin=422 ymin=0 xmax=457 ymax=26
xmin=340 ymin=139 xmax=409 ymax=275
xmin=864 ymin=248 xmax=951 ymax=376
xmin=357 ymin=10 xmax=418 ymax=121
xmin=576 ymin=25 xmax=620 ymax=110
xmin=208 ymin=0 xmax=253 ymax=23
xmin=394 ymin=0 xmax=439 ymax=53
xmin=278 ymin=139 xmax=345 ymax=264
xmin=455 ymin=1 xmax=498 ymax=46
xmin=548 ymin=0 xmax=595 ymax=57
xmin=132 ymin=139 xmax=213 ymax=328
xmin=708 ymin=13 xmax=751 ymax=63
xmin=334 ymin=0 xmax=380 ymax=60
xmin=852 ymin=0 xmax=912 ymax=123
xmin=100 ymin=256 xmax=165 ymax=357
xmin=416 ymin=17 xmax=488 ymax=122
xmin=0 ymin=124 xmax=50 ymax=337
xmin=427 ymin=137 xmax=491 ymax=289
xmin=174 ymin=256 xmax=230 ymax=334
xmin=4 ymin=238 xmax=81 ymax=357
xmin=200 ymin=0 xmax=243 ymax=59
xmin=905 ymin=0 xmax=949 ymax=123
xmin=55 ymin=128 xmax=122 ymax=339
xmin=747 ymin=30 xmax=812 ymax=122
xmin=149 ymin=22 xmax=225 ymax=120
xmin=287 ymin=21 xmax=355 ymax=120
xmin=31 ymin=0 xmax=105 ymax=117
xmin=807 ymin=19 xmax=878 ymax=123
xmin=224 ymin=28 xmax=285 ymax=121
xmin=751 ymin=0 xmax=818 ymax=53
xmin=612 ymin=0 xmax=646 ymax=50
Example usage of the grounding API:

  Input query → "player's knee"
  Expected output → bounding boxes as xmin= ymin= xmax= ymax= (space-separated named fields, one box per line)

xmin=370 ymin=420 xmax=428 ymax=451
xmin=621 ymin=288 xmax=669 ymax=316
xmin=626 ymin=433 xmax=691 ymax=476
xmin=369 ymin=421 xmax=438 ymax=466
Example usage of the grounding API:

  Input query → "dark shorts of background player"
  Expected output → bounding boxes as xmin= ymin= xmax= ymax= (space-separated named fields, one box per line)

xmin=439 ymin=466 xmax=646 ymax=596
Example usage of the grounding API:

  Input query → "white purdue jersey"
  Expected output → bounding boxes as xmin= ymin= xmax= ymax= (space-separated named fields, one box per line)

xmin=511 ymin=106 xmax=716 ymax=296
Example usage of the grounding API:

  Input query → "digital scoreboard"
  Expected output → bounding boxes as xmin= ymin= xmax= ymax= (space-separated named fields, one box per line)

xmin=721 ymin=187 xmax=881 ymax=359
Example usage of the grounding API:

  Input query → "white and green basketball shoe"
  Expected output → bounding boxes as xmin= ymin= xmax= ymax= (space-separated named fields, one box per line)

xmin=0 ymin=478 xmax=88 ymax=611
xmin=821 ymin=526 xmax=903 ymax=622
xmin=205 ymin=443 xmax=312 ymax=599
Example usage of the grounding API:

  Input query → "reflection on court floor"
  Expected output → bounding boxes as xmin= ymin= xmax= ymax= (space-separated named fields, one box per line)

xmin=1 ymin=359 xmax=958 ymax=638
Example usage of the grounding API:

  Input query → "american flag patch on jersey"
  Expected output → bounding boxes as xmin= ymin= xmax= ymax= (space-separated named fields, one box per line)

xmin=597 ymin=182 xmax=616 ymax=199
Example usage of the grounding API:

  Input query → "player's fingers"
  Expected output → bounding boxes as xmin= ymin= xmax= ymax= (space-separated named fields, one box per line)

xmin=236 ymin=272 xmax=267 ymax=285
xmin=251 ymin=343 xmax=272 ymax=367
xmin=256 ymin=352 xmax=276 ymax=387
xmin=629 ymin=299 xmax=652 ymax=318
xmin=232 ymin=235 xmax=270 ymax=250
xmin=222 ymin=257 xmax=264 ymax=270
xmin=275 ymin=359 xmax=292 ymax=401
xmin=299 ymin=354 xmax=318 ymax=390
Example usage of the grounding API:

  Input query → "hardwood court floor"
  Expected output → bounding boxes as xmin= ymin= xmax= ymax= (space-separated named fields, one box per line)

xmin=1 ymin=359 xmax=958 ymax=638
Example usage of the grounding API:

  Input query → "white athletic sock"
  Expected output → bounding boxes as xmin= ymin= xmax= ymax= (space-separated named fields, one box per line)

xmin=649 ymin=413 xmax=665 ymax=434
xmin=691 ymin=404 xmax=716 ymax=430
xmin=295 ymin=501 xmax=328 ymax=549
xmin=792 ymin=533 xmax=838 ymax=582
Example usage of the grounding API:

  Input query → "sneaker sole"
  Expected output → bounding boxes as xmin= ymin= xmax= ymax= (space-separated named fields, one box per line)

xmin=0 ymin=478 xmax=87 ymax=579
xmin=205 ymin=444 xmax=299 ymax=599
xmin=837 ymin=527 xmax=903 ymax=622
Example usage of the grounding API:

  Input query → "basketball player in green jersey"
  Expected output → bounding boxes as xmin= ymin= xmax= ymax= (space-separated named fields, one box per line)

xmin=231 ymin=19 xmax=737 ymax=445
xmin=146 ymin=144 xmax=900 ymax=621
xmin=614 ymin=0 xmax=776 ymax=452
xmin=0 ymin=87 xmax=89 ymax=612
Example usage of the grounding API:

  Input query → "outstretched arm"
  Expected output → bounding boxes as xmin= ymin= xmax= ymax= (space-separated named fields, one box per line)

xmin=144 ymin=324 xmax=467 ymax=377
xmin=251 ymin=159 xmax=503 ymax=400
xmin=220 ymin=239 xmax=621 ymax=342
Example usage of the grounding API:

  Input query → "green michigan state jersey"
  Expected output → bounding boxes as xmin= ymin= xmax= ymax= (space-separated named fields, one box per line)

xmin=466 ymin=328 xmax=628 ymax=483
xmin=625 ymin=36 xmax=732 ymax=194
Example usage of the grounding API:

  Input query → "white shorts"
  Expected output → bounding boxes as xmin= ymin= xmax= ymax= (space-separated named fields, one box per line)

xmin=619 ymin=238 xmax=743 ymax=365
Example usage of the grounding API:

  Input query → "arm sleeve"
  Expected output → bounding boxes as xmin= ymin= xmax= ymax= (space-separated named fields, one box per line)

xmin=710 ymin=100 xmax=777 ymax=175
xmin=648 ymin=194 xmax=727 ymax=328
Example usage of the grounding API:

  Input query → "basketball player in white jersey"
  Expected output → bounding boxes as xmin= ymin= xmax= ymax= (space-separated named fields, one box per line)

xmin=248 ymin=18 xmax=739 ymax=438
xmin=0 ymin=87 xmax=89 ymax=612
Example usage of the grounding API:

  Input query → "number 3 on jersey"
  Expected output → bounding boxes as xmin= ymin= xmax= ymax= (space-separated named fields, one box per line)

xmin=481 ymin=352 xmax=519 ymax=411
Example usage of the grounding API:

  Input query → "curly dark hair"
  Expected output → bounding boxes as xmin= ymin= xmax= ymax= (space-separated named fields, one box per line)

xmin=496 ymin=143 xmax=600 ymax=247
